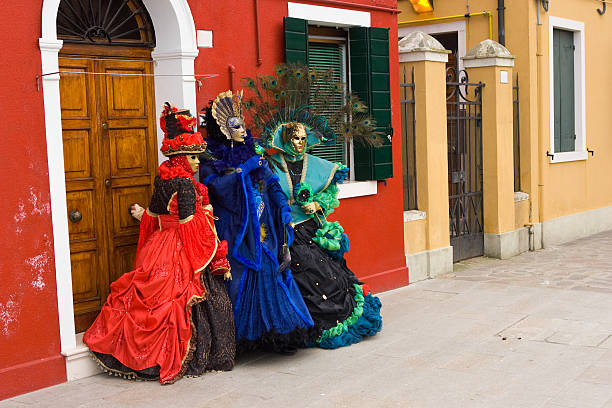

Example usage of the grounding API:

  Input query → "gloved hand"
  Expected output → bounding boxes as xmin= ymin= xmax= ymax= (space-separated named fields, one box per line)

xmin=281 ymin=206 xmax=293 ymax=225
xmin=239 ymin=155 xmax=267 ymax=174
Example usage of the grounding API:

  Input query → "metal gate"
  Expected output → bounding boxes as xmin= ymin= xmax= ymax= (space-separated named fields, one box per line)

xmin=401 ymin=66 xmax=417 ymax=211
xmin=446 ymin=63 xmax=484 ymax=262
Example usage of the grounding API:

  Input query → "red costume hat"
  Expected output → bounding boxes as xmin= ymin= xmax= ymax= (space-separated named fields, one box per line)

xmin=159 ymin=102 xmax=207 ymax=156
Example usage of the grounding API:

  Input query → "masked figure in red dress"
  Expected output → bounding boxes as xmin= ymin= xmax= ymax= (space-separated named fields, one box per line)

xmin=84 ymin=104 xmax=235 ymax=384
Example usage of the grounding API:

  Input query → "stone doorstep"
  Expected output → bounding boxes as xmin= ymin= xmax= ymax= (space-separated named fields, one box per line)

xmin=61 ymin=332 xmax=100 ymax=381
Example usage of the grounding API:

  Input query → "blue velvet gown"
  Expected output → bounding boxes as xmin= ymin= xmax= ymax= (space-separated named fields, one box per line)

xmin=200 ymin=135 xmax=314 ymax=352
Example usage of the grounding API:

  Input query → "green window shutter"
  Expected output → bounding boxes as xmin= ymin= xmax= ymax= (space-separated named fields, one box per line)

xmin=349 ymin=26 xmax=392 ymax=180
xmin=307 ymin=42 xmax=347 ymax=164
xmin=284 ymin=17 xmax=308 ymax=64
xmin=553 ymin=28 xmax=575 ymax=153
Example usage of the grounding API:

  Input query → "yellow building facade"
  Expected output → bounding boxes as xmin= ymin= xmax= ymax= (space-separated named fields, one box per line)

xmin=398 ymin=0 xmax=612 ymax=281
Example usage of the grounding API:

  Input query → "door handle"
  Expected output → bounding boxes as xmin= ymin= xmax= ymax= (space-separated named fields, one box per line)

xmin=69 ymin=210 xmax=82 ymax=223
xmin=105 ymin=179 xmax=111 ymax=187
xmin=101 ymin=122 xmax=109 ymax=130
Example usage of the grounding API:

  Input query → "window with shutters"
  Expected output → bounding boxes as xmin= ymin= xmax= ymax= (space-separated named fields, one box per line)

xmin=308 ymin=27 xmax=348 ymax=165
xmin=548 ymin=17 xmax=587 ymax=163
xmin=553 ymin=29 xmax=575 ymax=153
xmin=284 ymin=13 xmax=392 ymax=182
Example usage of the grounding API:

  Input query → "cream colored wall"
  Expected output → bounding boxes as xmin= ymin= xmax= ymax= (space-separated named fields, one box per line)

xmin=398 ymin=0 xmax=612 ymax=230
xmin=398 ymin=0 xmax=496 ymax=49
xmin=400 ymin=57 xmax=450 ymax=256
xmin=466 ymin=64 xmax=515 ymax=235
xmin=515 ymin=200 xmax=530 ymax=230
xmin=404 ymin=218 xmax=427 ymax=254
xmin=538 ymin=0 xmax=612 ymax=222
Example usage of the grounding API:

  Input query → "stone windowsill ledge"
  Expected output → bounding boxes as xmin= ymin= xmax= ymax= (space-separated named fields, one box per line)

xmin=338 ymin=180 xmax=377 ymax=200
xmin=404 ymin=210 xmax=426 ymax=222
xmin=514 ymin=191 xmax=529 ymax=202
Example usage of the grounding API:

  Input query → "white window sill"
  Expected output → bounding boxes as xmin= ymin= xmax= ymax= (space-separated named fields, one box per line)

xmin=549 ymin=150 xmax=588 ymax=163
xmin=404 ymin=210 xmax=426 ymax=222
xmin=338 ymin=180 xmax=377 ymax=199
xmin=514 ymin=191 xmax=529 ymax=202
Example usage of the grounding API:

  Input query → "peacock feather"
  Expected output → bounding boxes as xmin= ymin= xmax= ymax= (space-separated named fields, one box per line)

xmin=241 ymin=63 xmax=382 ymax=152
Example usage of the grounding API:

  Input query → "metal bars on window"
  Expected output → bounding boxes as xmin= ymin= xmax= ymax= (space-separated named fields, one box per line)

xmin=401 ymin=66 xmax=417 ymax=211
xmin=513 ymin=73 xmax=521 ymax=192
xmin=56 ymin=0 xmax=155 ymax=47
xmin=307 ymin=42 xmax=348 ymax=165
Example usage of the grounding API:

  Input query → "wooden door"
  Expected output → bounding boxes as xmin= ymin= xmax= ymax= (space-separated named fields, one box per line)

xmin=59 ymin=46 xmax=157 ymax=332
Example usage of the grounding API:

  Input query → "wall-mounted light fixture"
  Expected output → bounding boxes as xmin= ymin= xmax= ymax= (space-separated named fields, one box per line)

xmin=410 ymin=0 xmax=433 ymax=13
xmin=541 ymin=0 xmax=549 ymax=12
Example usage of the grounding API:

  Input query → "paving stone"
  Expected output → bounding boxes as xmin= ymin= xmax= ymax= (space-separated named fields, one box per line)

xmin=577 ymin=365 xmax=612 ymax=386
xmin=546 ymin=379 xmax=612 ymax=407
xmin=4 ymin=229 xmax=612 ymax=407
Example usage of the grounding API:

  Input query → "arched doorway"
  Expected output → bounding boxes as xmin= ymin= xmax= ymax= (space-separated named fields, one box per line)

xmin=57 ymin=0 xmax=158 ymax=333
xmin=39 ymin=0 xmax=199 ymax=380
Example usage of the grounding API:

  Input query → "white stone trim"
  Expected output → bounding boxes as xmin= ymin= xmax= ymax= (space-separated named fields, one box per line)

xmin=514 ymin=191 xmax=529 ymax=202
xmin=398 ymin=21 xmax=467 ymax=73
xmin=40 ymin=0 xmax=199 ymax=381
xmin=399 ymin=51 xmax=448 ymax=63
xmin=548 ymin=16 xmax=587 ymax=164
xmin=39 ymin=37 xmax=76 ymax=355
xmin=542 ymin=205 xmax=612 ymax=247
xmin=548 ymin=151 xmax=588 ymax=163
xmin=61 ymin=333 xmax=99 ymax=381
xmin=196 ymin=30 xmax=213 ymax=48
xmin=403 ymin=210 xmax=426 ymax=222
xmin=288 ymin=2 xmax=371 ymax=27
xmin=406 ymin=246 xmax=453 ymax=283
xmin=144 ymin=0 xmax=199 ymax=165
xmin=484 ymin=225 xmax=542 ymax=259
xmin=462 ymin=57 xmax=515 ymax=68
xmin=337 ymin=180 xmax=377 ymax=199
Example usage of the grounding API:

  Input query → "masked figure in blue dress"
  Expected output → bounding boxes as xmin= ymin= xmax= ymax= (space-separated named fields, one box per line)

xmin=199 ymin=91 xmax=314 ymax=354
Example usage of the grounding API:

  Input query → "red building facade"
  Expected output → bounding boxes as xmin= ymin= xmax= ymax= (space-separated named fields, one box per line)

xmin=0 ymin=0 xmax=404 ymax=400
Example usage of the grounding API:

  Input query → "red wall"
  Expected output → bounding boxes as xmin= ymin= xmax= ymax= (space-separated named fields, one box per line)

xmin=0 ymin=3 xmax=66 ymax=402
xmin=190 ymin=0 xmax=407 ymax=292
xmin=1 ymin=0 xmax=403 ymax=400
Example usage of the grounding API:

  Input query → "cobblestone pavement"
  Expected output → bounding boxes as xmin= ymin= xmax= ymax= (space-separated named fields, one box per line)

xmin=4 ymin=230 xmax=612 ymax=408
xmin=449 ymin=229 xmax=612 ymax=292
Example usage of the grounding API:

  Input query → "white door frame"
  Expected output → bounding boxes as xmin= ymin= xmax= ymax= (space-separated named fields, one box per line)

xmin=40 ymin=0 xmax=199 ymax=380
xmin=399 ymin=21 xmax=467 ymax=73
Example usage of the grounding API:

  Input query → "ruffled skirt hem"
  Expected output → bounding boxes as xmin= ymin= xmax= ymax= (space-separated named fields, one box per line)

xmin=236 ymin=326 xmax=319 ymax=355
xmin=314 ymin=285 xmax=382 ymax=350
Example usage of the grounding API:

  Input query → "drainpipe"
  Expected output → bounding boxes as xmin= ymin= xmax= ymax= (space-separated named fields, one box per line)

xmin=497 ymin=0 xmax=505 ymax=45
xmin=228 ymin=64 xmax=237 ymax=91
xmin=254 ymin=0 xmax=263 ymax=66
xmin=536 ymin=0 xmax=546 ymax=247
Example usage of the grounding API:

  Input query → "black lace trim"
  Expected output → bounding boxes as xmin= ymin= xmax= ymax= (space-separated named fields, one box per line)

xmin=285 ymin=159 xmax=303 ymax=187
xmin=236 ymin=326 xmax=320 ymax=355
xmin=148 ymin=176 xmax=197 ymax=219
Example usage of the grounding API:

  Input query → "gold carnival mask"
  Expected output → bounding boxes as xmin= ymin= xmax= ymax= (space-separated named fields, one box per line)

xmin=286 ymin=122 xmax=307 ymax=155
xmin=186 ymin=154 xmax=200 ymax=173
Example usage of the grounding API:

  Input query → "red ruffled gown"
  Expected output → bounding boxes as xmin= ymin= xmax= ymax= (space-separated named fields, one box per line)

xmin=84 ymin=167 xmax=235 ymax=384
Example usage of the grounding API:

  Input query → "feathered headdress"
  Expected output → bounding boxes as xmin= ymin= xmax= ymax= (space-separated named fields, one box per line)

xmin=211 ymin=90 xmax=245 ymax=140
xmin=241 ymin=63 xmax=382 ymax=153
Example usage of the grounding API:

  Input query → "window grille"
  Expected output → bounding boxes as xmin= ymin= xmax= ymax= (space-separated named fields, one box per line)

xmin=56 ymin=0 xmax=155 ymax=47
xmin=307 ymin=42 xmax=347 ymax=165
